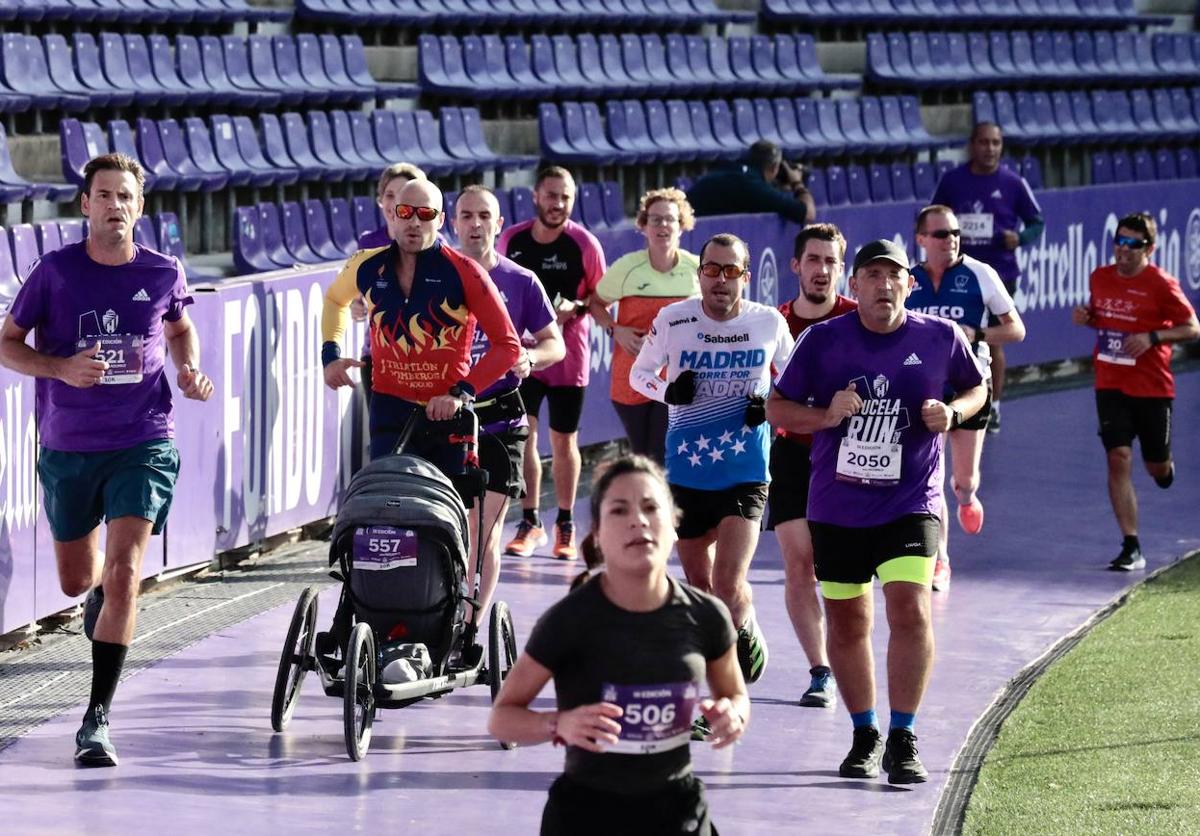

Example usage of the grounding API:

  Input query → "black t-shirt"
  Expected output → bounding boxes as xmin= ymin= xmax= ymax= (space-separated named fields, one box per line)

xmin=502 ymin=226 xmax=589 ymax=305
xmin=525 ymin=575 xmax=736 ymax=794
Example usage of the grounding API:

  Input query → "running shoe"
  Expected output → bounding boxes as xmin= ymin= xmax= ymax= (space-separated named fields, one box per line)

xmin=735 ymin=615 xmax=769 ymax=684
xmin=931 ymin=558 xmax=951 ymax=591
xmin=882 ymin=728 xmax=928 ymax=784
xmin=504 ymin=520 xmax=547 ymax=557
xmin=838 ymin=725 xmax=883 ymax=778
xmin=75 ymin=705 xmax=118 ymax=767
xmin=986 ymin=405 xmax=1000 ymax=434
xmin=551 ymin=521 xmax=577 ymax=561
xmin=799 ymin=665 xmax=836 ymax=708
xmin=956 ymin=498 xmax=984 ymax=535
xmin=1108 ymin=544 xmax=1145 ymax=572
xmin=82 ymin=585 xmax=104 ymax=641
xmin=690 ymin=716 xmax=712 ymax=741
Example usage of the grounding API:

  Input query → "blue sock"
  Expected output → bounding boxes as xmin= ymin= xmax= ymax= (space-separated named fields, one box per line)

xmin=850 ymin=709 xmax=877 ymax=730
xmin=890 ymin=710 xmax=916 ymax=732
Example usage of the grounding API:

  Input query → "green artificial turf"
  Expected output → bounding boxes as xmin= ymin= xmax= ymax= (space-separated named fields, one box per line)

xmin=963 ymin=555 xmax=1200 ymax=836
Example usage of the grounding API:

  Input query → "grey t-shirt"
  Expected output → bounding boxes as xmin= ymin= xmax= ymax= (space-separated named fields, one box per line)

xmin=525 ymin=575 xmax=736 ymax=794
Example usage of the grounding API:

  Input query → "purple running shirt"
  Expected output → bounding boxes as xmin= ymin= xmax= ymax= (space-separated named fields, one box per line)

xmin=7 ymin=241 xmax=192 ymax=452
xmin=773 ymin=311 xmax=983 ymax=527
xmin=472 ymin=253 xmax=555 ymax=404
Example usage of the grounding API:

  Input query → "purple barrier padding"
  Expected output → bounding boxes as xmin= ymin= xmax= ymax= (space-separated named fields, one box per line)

xmin=0 ymin=373 xmax=39 ymax=634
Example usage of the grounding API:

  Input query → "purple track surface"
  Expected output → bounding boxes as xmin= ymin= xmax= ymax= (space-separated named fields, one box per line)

xmin=2 ymin=374 xmax=1197 ymax=834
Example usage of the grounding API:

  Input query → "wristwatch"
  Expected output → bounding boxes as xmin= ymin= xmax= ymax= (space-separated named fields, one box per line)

xmin=448 ymin=382 xmax=475 ymax=404
xmin=949 ymin=406 xmax=963 ymax=429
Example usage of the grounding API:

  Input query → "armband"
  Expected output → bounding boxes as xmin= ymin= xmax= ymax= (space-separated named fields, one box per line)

xmin=1149 ymin=331 xmax=1161 ymax=346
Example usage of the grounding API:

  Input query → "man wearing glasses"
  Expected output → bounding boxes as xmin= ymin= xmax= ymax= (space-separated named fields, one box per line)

xmin=767 ymin=239 xmax=986 ymax=785
xmin=1072 ymin=213 xmax=1198 ymax=571
xmin=631 ymin=233 xmax=794 ymax=687
xmin=321 ymin=178 xmax=521 ymax=461
xmin=908 ymin=205 xmax=1026 ymax=592
xmin=931 ymin=123 xmax=1043 ymax=432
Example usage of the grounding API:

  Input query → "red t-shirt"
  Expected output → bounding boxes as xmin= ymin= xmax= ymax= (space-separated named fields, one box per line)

xmin=1088 ymin=263 xmax=1196 ymax=398
xmin=776 ymin=294 xmax=858 ymax=443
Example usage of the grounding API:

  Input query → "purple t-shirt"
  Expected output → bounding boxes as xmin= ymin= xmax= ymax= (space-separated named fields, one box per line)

xmin=8 ymin=241 xmax=192 ymax=452
xmin=773 ymin=311 xmax=983 ymax=527
xmin=357 ymin=227 xmax=390 ymax=250
xmin=930 ymin=164 xmax=1042 ymax=285
xmin=473 ymin=254 xmax=555 ymax=398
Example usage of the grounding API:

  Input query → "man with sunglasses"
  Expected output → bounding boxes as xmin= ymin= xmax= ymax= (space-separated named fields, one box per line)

xmin=932 ymin=123 xmax=1043 ymax=432
xmin=321 ymin=178 xmax=521 ymax=462
xmin=768 ymin=239 xmax=986 ymax=784
xmin=631 ymin=233 xmax=794 ymax=687
xmin=1071 ymin=213 xmax=1198 ymax=571
xmin=498 ymin=167 xmax=607 ymax=561
xmin=908 ymin=205 xmax=1025 ymax=592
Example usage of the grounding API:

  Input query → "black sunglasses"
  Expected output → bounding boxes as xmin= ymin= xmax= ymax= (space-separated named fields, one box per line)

xmin=924 ymin=229 xmax=961 ymax=240
xmin=1113 ymin=234 xmax=1148 ymax=250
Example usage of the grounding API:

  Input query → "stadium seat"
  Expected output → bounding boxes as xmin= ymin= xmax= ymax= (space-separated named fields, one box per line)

xmin=1131 ymin=149 xmax=1156 ymax=182
xmin=9 ymin=223 xmax=40 ymax=280
xmin=233 ymin=206 xmax=277 ymax=274
xmin=824 ymin=165 xmax=849 ymax=207
xmin=36 ymin=221 xmax=62 ymax=255
xmin=912 ymin=161 xmax=936 ymax=198
xmin=303 ymin=199 xmax=347 ymax=260
xmin=58 ymin=219 xmax=84 ymax=247
xmin=1154 ymin=147 xmax=1179 ymax=180
xmin=601 ymin=180 xmax=628 ymax=228
xmin=1177 ymin=147 xmax=1198 ymax=178
xmin=1090 ymin=150 xmax=1113 ymax=185
xmin=889 ymin=162 xmax=916 ymax=202
xmin=279 ymin=201 xmax=324 ymax=264
xmin=510 ymin=186 xmax=535 ymax=224
xmin=326 ymin=198 xmax=359 ymax=256
xmin=1109 ymin=150 xmax=1132 ymax=183
xmin=351 ymin=195 xmax=382 ymax=239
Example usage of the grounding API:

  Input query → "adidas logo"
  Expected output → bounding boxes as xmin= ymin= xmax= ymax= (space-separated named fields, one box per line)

xmin=131 ymin=288 xmax=150 ymax=302
xmin=903 ymin=353 xmax=922 ymax=366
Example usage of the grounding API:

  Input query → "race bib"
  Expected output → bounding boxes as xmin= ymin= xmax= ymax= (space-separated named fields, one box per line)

xmin=1096 ymin=328 xmax=1135 ymax=366
xmin=958 ymin=213 xmax=994 ymax=246
xmin=601 ymin=681 xmax=698 ymax=755
xmin=836 ymin=438 xmax=902 ymax=486
xmin=353 ymin=526 xmax=418 ymax=570
xmin=81 ymin=334 xmax=144 ymax=384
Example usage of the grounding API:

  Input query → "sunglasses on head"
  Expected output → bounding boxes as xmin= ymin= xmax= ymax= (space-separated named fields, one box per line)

xmin=396 ymin=204 xmax=440 ymax=221
xmin=1113 ymin=234 xmax=1148 ymax=250
xmin=924 ymin=229 xmax=961 ymax=239
xmin=699 ymin=262 xmax=747 ymax=280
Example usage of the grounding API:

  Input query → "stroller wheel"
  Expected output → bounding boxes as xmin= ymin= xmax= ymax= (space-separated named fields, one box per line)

xmin=488 ymin=601 xmax=518 ymax=751
xmin=271 ymin=587 xmax=318 ymax=732
xmin=343 ymin=622 xmax=377 ymax=761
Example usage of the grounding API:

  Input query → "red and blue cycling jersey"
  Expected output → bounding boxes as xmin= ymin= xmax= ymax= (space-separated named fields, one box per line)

xmin=322 ymin=239 xmax=520 ymax=403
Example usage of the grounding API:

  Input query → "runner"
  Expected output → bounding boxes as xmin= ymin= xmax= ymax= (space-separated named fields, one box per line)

xmin=767 ymin=239 xmax=986 ymax=784
xmin=588 ymin=187 xmax=700 ymax=463
xmin=767 ymin=223 xmax=857 ymax=708
xmin=630 ymin=233 xmax=794 ymax=686
xmin=0 ymin=153 xmax=214 ymax=766
xmin=489 ymin=454 xmax=748 ymax=835
xmin=499 ymin=166 xmax=607 ymax=560
xmin=453 ymin=184 xmax=565 ymax=623
xmin=908 ymin=205 xmax=1026 ymax=591
xmin=1071 ymin=212 xmax=1198 ymax=570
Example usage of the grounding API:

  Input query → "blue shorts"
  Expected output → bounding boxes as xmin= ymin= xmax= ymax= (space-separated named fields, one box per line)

xmin=37 ymin=439 xmax=181 ymax=542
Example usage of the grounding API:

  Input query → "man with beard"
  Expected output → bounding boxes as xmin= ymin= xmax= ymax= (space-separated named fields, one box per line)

xmin=631 ymin=233 xmax=794 ymax=688
xmin=768 ymin=239 xmax=986 ymax=784
xmin=766 ymin=224 xmax=856 ymax=709
xmin=498 ymin=167 xmax=607 ymax=561
xmin=931 ymin=123 xmax=1043 ymax=432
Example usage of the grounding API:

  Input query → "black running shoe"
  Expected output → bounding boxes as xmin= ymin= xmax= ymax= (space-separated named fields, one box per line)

xmin=1108 ymin=544 xmax=1145 ymax=572
xmin=735 ymin=615 xmax=768 ymax=685
xmin=882 ymin=728 xmax=928 ymax=784
xmin=838 ymin=725 xmax=884 ymax=778
xmin=82 ymin=586 xmax=104 ymax=641
xmin=799 ymin=666 xmax=836 ymax=708
xmin=75 ymin=704 xmax=118 ymax=767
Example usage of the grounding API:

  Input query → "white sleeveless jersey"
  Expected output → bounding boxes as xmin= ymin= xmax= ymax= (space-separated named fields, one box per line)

xmin=630 ymin=297 xmax=793 ymax=490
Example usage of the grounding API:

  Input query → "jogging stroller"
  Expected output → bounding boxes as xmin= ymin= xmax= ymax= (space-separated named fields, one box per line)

xmin=269 ymin=407 xmax=518 ymax=760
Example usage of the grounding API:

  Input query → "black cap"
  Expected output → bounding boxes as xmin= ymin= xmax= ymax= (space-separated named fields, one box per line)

xmin=851 ymin=239 xmax=910 ymax=273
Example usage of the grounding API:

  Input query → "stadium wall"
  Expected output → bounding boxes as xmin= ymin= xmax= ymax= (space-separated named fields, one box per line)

xmin=2 ymin=180 xmax=1198 ymax=632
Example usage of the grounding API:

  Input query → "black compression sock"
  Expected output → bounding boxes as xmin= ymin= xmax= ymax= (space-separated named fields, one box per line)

xmin=556 ymin=508 xmax=573 ymax=526
xmin=88 ymin=640 xmax=129 ymax=717
xmin=1122 ymin=535 xmax=1141 ymax=552
xmin=523 ymin=508 xmax=541 ymax=528
xmin=1154 ymin=463 xmax=1175 ymax=489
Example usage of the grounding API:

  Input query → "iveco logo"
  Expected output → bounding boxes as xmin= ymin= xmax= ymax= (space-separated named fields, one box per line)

xmin=757 ymin=247 xmax=778 ymax=306
xmin=1186 ymin=208 xmax=1200 ymax=290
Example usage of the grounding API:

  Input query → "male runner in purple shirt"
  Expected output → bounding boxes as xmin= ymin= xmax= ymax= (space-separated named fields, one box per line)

xmin=453 ymin=185 xmax=564 ymax=623
xmin=767 ymin=239 xmax=985 ymax=785
xmin=0 ymin=153 xmax=214 ymax=767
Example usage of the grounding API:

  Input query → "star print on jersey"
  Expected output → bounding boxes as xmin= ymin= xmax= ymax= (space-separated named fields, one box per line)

xmin=676 ymin=423 xmax=758 ymax=466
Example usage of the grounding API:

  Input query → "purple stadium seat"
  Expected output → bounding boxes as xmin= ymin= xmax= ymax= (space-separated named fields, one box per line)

xmin=273 ymin=36 xmax=325 ymax=107
xmin=99 ymin=32 xmax=161 ymax=106
xmin=577 ymin=181 xmax=606 ymax=230
xmin=600 ymin=181 xmax=628 ymax=228
xmin=159 ymin=118 xmax=228 ymax=191
xmin=867 ymin=164 xmax=893 ymax=203
xmin=1131 ymin=149 xmax=1156 ymax=181
xmin=345 ymin=111 xmax=389 ymax=169
xmin=59 ymin=118 xmax=101 ymax=188
xmin=351 ymin=195 xmax=381 ymax=239
xmin=308 ymin=111 xmax=368 ymax=179
xmin=0 ymin=228 xmax=19 ymax=300
xmin=233 ymin=206 xmax=277 ymax=274
xmin=1154 ymin=148 xmax=1178 ymax=180
xmin=846 ymin=164 xmax=870 ymax=204
xmin=58 ymin=219 xmax=84 ymax=247
xmin=133 ymin=217 xmax=158 ymax=249
xmin=146 ymin=34 xmax=208 ymax=106
xmin=246 ymin=35 xmax=303 ymax=106
xmin=36 ymin=221 xmax=62 ymax=255
xmin=278 ymin=201 xmax=324 ymax=264
xmin=411 ymin=110 xmax=465 ymax=174
xmin=824 ymin=165 xmax=849 ymax=207
xmin=889 ymin=163 xmax=915 ymax=202
xmin=106 ymin=119 xmax=160 ymax=192
xmin=2 ymin=34 xmax=84 ymax=112
xmin=510 ymin=186 xmax=535 ymax=225
xmin=1020 ymin=156 xmax=1043 ymax=189
xmin=43 ymin=34 xmax=111 ymax=108
xmin=183 ymin=117 xmax=239 ymax=186
xmin=232 ymin=115 xmax=299 ymax=186
xmin=209 ymin=115 xmax=274 ymax=188
xmin=503 ymin=35 xmax=553 ymax=97
xmin=9 ymin=223 xmax=40 ymax=279
xmin=280 ymin=112 xmax=344 ymax=181
xmin=201 ymin=35 xmax=273 ymax=108
xmin=912 ymin=161 xmax=936 ymax=198
xmin=1090 ymin=150 xmax=1113 ymax=185
xmin=1177 ymin=147 xmax=1198 ymax=178
xmin=155 ymin=212 xmax=186 ymax=263
xmin=259 ymin=114 xmax=317 ymax=180
xmin=124 ymin=35 xmax=186 ymax=107
xmin=297 ymin=33 xmax=364 ymax=104
xmin=303 ymin=199 xmax=346 ymax=260
xmin=325 ymin=198 xmax=359 ymax=256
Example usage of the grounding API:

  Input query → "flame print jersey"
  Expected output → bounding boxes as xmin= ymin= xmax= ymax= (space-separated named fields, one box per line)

xmin=630 ymin=297 xmax=793 ymax=490
xmin=321 ymin=240 xmax=520 ymax=403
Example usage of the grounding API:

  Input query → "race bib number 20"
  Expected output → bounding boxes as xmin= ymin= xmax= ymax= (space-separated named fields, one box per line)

xmin=1096 ymin=328 xmax=1135 ymax=366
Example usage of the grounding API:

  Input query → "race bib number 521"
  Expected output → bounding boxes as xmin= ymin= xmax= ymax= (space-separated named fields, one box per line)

xmin=81 ymin=334 xmax=144 ymax=384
